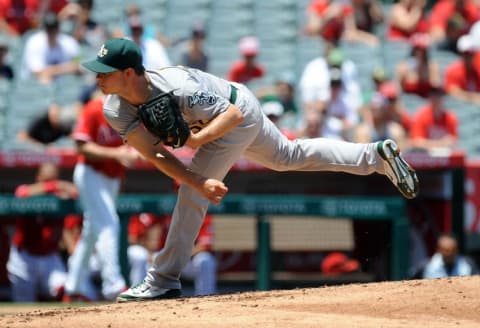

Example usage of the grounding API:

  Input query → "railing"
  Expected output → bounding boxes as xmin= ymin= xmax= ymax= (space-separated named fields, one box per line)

xmin=0 ymin=193 xmax=408 ymax=290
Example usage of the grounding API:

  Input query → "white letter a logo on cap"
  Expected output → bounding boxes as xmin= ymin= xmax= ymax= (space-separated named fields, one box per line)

xmin=98 ymin=44 xmax=108 ymax=57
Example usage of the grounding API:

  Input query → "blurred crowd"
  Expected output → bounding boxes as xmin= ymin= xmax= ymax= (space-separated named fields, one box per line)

xmin=1 ymin=0 xmax=480 ymax=302
xmin=2 ymin=0 xmax=480 ymax=154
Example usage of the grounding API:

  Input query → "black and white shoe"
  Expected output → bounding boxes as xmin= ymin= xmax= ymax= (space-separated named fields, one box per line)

xmin=377 ymin=139 xmax=419 ymax=199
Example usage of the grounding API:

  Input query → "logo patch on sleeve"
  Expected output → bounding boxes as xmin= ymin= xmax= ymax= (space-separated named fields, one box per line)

xmin=188 ymin=91 xmax=217 ymax=107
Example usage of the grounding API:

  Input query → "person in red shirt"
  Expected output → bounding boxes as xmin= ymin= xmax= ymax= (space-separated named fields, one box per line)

xmin=343 ymin=0 xmax=384 ymax=47
xmin=410 ymin=86 xmax=458 ymax=151
xmin=0 ymin=0 xmax=68 ymax=36
xmin=7 ymin=162 xmax=78 ymax=302
xmin=378 ymin=81 xmax=412 ymax=132
xmin=386 ymin=0 xmax=429 ymax=41
xmin=396 ymin=33 xmax=441 ymax=98
xmin=62 ymin=214 xmax=109 ymax=302
xmin=429 ymin=0 xmax=480 ymax=43
xmin=63 ymin=91 xmax=140 ymax=301
xmin=304 ymin=0 xmax=353 ymax=44
xmin=443 ymin=34 xmax=480 ymax=104
xmin=127 ymin=213 xmax=217 ymax=296
xmin=227 ymin=36 xmax=265 ymax=84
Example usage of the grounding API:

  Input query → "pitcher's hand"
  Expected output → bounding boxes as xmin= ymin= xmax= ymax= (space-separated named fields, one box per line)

xmin=202 ymin=178 xmax=228 ymax=205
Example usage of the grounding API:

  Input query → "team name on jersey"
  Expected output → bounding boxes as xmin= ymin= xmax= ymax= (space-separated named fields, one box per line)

xmin=188 ymin=91 xmax=217 ymax=107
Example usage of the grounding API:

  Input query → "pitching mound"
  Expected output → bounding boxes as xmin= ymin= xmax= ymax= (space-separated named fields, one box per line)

xmin=1 ymin=276 xmax=479 ymax=327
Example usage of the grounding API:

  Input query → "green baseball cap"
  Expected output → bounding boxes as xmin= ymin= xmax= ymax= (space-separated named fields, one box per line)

xmin=82 ymin=38 xmax=143 ymax=73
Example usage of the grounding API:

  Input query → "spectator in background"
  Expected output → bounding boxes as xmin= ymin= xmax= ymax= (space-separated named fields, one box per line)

xmin=256 ymin=71 xmax=299 ymax=130
xmin=409 ymin=86 xmax=458 ymax=151
xmin=429 ymin=0 xmax=480 ymax=44
xmin=362 ymin=67 xmax=389 ymax=104
xmin=325 ymin=48 xmax=362 ymax=113
xmin=0 ymin=39 xmax=13 ymax=80
xmin=443 ymin=34 xmax=480 ymax=104
xmin=128 ymin=213 xmax=218 ymax=296
xmin=178 ymin=23 xmax=208 ymax=72
xmin=323 ymin=67 xmax=359 ymax=140
xmin=63 ymin=93 xmax=140 ymax=302
xmin=343 ymin=0 xmax=384 ymax=47
xmin=16 ymin=83 xmax=101 ymax=150
xmin=396 ymin=33 xmax=441 ymax=98
xmin=386 ymin=0 xmax=429 ymax=41
xmin=304 ymin=0 xmax=351 ymax=45
xmin=423 ymin=233 xmax=478 ymax=278
xmin=19 ymin=11 xmax=82 ymax=84
xmin=227 ymin=36 xmax=265 ymax=84
xmin=296 ymin=108 xmax=343 ymax=140
xmin=299 ymin=47 xmax=362 ymax=120
xmin=16 ymin=103 xmax=75 ymax=149
xmin=57 ymin=0 xmax=106 ymax=49
xmin=257 ymin=71 xmax=298 ymax=115
xmin=260 ymin=101 xmax=296 ymax=140
xmin=436 ymin=14 xmax=469 ymax=54
xmin=0 ymin=0 xmax=39 ymax=36
xmin=7 ymin=162 xmax=78 ymax=302
xmin=127 ymin=15 xmax=171 ymax=69
xmin=354 ymin=83 xmax=410 ymax=150
xmin=372 ymin=67 xmax=388 ymax=90
xmin=0 ymin=0 xmax=68 ymax=37
xmin=377 ymin=81 xmax=412 ymax=132
xmin=113 ymin=3 xmax=171 ymax=47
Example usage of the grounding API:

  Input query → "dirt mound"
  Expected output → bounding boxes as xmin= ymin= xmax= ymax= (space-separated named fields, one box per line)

xmin=1 ymin=276 xmax=479 ymax=328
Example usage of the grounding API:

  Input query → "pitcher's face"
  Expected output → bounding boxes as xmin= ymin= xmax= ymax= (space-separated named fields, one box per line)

xmin=96 ymin=69 xmax=127 ymax=94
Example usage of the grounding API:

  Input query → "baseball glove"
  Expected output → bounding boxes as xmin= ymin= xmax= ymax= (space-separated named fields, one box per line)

xmin=138 ymin=91 xmax=190 ymax=148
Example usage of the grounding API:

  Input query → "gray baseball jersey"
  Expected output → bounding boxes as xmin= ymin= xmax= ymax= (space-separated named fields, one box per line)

xmin=104 ymin=66 xmax=256 ymax=139
xmin=103 ymin=66 xmax=388 ymax=290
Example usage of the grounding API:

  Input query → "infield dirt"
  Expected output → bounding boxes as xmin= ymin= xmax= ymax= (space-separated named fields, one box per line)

xmin=1 ymin=275 xmax=479 ymax=327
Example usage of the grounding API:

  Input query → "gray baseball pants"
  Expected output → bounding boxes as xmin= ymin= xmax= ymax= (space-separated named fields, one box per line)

xmin=146 ymin=85 xmax=387 ymax=289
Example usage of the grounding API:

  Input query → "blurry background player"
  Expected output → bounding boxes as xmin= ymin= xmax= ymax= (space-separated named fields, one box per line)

xmin=62 ymin=214 xmax=104 ymax=302
xmin=63 ymin=90 xmax=139 ymax=301
xmin=128 ymin=212 xmax=217 ymax=296
xmin=7 ymin=162 xmax=78 ymax=302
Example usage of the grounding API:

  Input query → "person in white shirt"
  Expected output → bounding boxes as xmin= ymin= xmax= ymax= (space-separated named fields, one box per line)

xmin=20 ymin=12 xmax=81 ymax=84
xmin=299 ymin=47 xmax=362 ymax=119
xmin=423 ymin=234 xmax=478 ymax=279
xmin=127 ymin=15 xmax=171 ymax=70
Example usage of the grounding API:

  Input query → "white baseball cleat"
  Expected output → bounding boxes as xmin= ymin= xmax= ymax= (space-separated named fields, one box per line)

xmin=116 ymin=281 xmax=181 ymax=303
xmin=377 ymin=139 xmax=419 ymax=199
